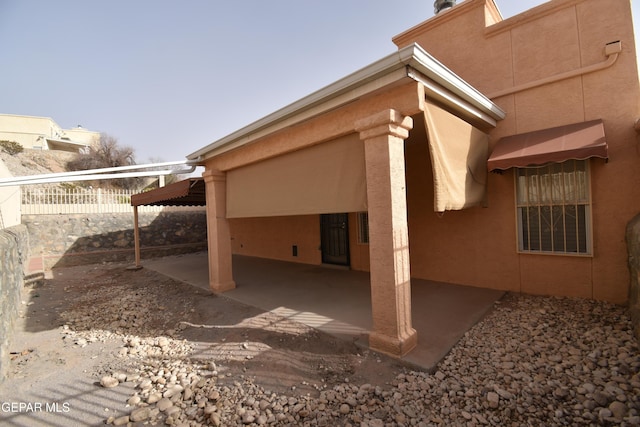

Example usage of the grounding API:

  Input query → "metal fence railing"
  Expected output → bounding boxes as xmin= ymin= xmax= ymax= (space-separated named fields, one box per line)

xmin=21 ymin=187 xmax=203 ymax=214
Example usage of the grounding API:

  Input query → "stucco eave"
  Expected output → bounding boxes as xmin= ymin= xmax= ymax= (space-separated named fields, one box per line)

xmin=405 ymin=45 xmax=505 ymax=122
xmin=188 ymin=43 xmax=504 ymax=161
xmin=45 ymin=138 xmax=88 ymax=152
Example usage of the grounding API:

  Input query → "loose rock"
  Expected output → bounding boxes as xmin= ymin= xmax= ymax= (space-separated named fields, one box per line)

xmin=58 ymin=269 xmax=639 ymax=427
xmin=100 ymin=376 xmax=119 ymax=388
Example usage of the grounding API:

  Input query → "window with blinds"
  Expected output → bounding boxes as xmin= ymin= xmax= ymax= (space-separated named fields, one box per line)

xmin=516 ymin=160 xmax=591 ymax=255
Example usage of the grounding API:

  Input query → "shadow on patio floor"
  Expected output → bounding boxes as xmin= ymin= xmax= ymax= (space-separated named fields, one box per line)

xmin=143 ymin=252 xmax=504 ymax=370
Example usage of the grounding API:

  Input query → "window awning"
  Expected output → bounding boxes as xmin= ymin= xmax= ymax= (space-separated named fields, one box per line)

xmin=131 ymin=178 xmax=206 ymax=207
xmin=487 ymin=119 xmax=608 ymax=171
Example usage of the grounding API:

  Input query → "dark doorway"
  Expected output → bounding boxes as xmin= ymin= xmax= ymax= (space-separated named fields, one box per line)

xmin=320 ymin=213 xmax=350 ymax=266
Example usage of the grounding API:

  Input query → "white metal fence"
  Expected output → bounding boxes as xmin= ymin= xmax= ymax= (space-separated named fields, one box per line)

xmin=21 ymin=187 xmax=203 ymax=214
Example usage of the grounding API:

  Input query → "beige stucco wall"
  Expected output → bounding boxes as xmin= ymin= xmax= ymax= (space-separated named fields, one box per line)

xmin=229 ymin=215 xmax=322 ymax=265
xmin=0 ymin=115 xmax=59 ymax=149
xmin=0 ymin=160 xmax=20 ymax=229
xmin=205 ymin=82 xmax=423 ymax=273
xmin=393 ymin=0 xmax=640 ymax=303
xmin=207 ymin=82 xmax=424 ymax=276
xmin=228 ymin=213 xmax=371 ymax=272
xmin=222 ymin=191 xmax=372 ymax=273
xmin=0 ymin=114 xmax=98 ymax=150
xmin=62 ymin=126 xmax=100 ymax=146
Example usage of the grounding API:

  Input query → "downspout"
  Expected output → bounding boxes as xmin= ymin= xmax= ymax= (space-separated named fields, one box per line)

xmin=132 ymin=205 xmax=142 ymax=269
xmin=0 ymin=159 xmax=199 ymax=187
xmin=1 ymin=159 xmax=202 ymax=271
xmin=0 ymin=167 xmax=197 ymax=186
xmin=488 ymin=41 xmax=622 ymax=99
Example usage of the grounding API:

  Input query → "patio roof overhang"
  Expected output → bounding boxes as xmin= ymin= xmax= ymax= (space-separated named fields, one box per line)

xmin=183 ymin=43 xmax=508 ymax=357
xmin=187 ymin=43 xmax=505 ymax=162
xmin=45 ymin=138 xmax=88 ymax=153
xmin=130 ymin=177 xmax=206 ymax=269
xmin=131 ymin=177 xmax=206 ymax=207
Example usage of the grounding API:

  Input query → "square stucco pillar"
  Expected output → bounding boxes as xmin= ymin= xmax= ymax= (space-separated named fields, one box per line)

xmin=356 ymin=109 xmax=417 ymax=357
xmin=203 ymin=169 xmax=236 ymax=293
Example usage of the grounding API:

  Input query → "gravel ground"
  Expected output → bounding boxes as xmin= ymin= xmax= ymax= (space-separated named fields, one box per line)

xmin=1 ymin=263 xmax=638 ymax=426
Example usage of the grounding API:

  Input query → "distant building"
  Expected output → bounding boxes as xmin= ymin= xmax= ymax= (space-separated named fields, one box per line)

xmin=0 ymin=114 xmax=99 ymax=152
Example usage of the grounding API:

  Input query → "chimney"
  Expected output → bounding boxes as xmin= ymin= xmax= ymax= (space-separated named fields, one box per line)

xmin=434 ymin=0 xmax=456 ymax=14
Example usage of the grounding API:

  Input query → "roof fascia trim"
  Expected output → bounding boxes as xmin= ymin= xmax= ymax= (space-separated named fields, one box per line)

xmin=195 ymin=68 xmax=411 ymax=159
xmin=188 ymin=43 xmax=504 ymax=160
xmin=45 ymin=138 xmax=88 ymax=147
xmin=405 ymin=45 xmax=505 ymax=121
xmin=408 ymin=68 xmax=498 ymax=127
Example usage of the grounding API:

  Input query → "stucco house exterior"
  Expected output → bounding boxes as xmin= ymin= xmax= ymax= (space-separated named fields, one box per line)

xmin=188 ymin=0 xmax=640 ymax=357
xmin=0 ymin=114 xmax=99 ymax=152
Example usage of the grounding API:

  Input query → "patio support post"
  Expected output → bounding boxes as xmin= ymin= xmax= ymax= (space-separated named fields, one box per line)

xmin=133 ymin=205 xmax=141 ymax=268
xmin=203 ymin=169 xmax=236 ymax=293
xmin=356 ymin=109 xmax=417 ymax=357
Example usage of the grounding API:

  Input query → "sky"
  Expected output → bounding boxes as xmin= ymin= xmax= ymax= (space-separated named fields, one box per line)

xmin=0 ymin=0 xmax=638 ymax=164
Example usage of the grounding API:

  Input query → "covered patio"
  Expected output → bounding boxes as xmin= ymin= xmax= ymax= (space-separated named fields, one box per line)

xmin=143 ymin=252 xmax=503 ymax=370
xmin=130 ymin=43 xmax=508 ymax=364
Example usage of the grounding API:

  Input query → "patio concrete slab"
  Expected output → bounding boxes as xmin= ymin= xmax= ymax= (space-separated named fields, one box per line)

xmin=143 ymin=252 xmax=504 ymax=370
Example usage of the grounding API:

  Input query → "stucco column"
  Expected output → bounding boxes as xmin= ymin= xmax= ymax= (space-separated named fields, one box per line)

xmin=355 ymin=109 xmax=417 ymax=357
xmin=203 ymin=169 xmax=236 ymax=293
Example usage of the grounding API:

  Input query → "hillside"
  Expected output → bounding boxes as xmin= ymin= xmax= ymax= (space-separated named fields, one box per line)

xmin=0 ymin=149 xmax=76 ymax=180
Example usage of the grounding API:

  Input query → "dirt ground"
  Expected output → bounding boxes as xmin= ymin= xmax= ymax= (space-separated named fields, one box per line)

xmin=0 ymin=262 xmax=407 ymax=426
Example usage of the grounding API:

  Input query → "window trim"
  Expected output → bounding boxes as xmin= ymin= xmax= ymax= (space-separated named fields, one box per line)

xmin=513 ymin=160 xmax=594 ymax=257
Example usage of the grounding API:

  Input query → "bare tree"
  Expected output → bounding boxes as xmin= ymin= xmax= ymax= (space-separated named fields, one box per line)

xmin=146 ymin=156 xmax=184 ymax=188
xmin=66 ymin=134 xmax=141 ymax=189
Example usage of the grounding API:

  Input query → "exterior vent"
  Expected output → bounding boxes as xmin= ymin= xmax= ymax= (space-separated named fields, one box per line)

xmin=434 ymin=0 xmax=456 ymax=14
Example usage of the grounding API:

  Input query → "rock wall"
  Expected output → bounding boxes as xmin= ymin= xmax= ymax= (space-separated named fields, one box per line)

xmin=627 ymin=213 xmax=640 ymax=340
xmin=0 ymin=224 xmax=29 ymax=384
xmin=22 ymin=210 xmax=207 ymax=269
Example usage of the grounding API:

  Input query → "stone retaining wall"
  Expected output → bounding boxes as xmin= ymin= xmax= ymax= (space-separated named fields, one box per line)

xmin=627 ymin=213 xmax=640 ymax=340
xmin=22 ymin=210 xmax=207 ymax=269
xmin=0 ymin=224 xmax=29 ymax=384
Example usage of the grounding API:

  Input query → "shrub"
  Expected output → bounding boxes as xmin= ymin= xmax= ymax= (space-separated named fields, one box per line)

xmin=0 ymin=140 xmax=24 ymax=155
